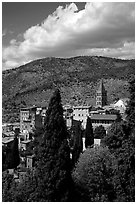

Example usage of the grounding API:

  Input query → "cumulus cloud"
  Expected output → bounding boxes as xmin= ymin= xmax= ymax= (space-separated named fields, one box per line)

xmin=2 ymin=2 xmax=135 ymax=70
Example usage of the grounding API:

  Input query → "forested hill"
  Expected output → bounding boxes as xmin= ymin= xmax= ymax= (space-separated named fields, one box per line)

xmin=2 ymin=56 xmax=135 ymax=122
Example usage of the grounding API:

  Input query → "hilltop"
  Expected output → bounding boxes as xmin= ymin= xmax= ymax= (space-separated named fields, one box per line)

xmin=2 ymin=56 xmax=135 ymax=122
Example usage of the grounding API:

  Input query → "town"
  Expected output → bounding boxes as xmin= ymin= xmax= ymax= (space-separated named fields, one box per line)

xmin=2 ymin=79 xmax=129 ymax=181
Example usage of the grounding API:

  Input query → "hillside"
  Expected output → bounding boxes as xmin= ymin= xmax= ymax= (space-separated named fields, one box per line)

xmin=2 ymin=56 xmax=135 ymax=123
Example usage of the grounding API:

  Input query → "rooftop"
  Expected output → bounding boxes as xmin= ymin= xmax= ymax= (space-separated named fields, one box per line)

xmin=2 ymin=137 xmax=14 ymax=144
xmin=21 ymin=140 xmax=31 ymax=144
xmin=20 ymin=105 xmax=37 ymax=111
xmin=73 ymin=105 xmax=91 ymax=109
xmin=90 ymin=114 xmax=117 ymax=120
xmin=2 ymin=131 xmax=15 ymax=137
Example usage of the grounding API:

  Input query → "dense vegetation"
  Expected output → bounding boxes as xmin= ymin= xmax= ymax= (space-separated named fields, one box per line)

xmin=94 ymin=125 xmax=106 ymax=139
xmin=85 ymin=117 xmax=94 ymax=148
xmin=3 ymin=136 xmax=20 ymax=171
xmin=2 ymin=56 xmax=134 ymax=122
xmin=72 ymin=146 xmax=117 ymax=201
xmin=73 ymin=76 xmax=135 ymax=201
xmin=3 ymin=89 xmax=73 ymax=201
xmin=2 ymin=75 xmax=135 ymax=201
xmin=2 ymin=57 xmax=135 ymax=201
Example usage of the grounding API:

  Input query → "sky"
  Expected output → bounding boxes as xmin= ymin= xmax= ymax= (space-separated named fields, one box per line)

xmin=2 ymin=2 xmax=135 ymax=70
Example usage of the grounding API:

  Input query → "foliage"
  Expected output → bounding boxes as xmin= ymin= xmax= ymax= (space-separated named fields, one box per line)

xmin=2 ymin=169 xmax=38 ymax=202
xmin=28 ymin=89 xmax=72 ymax=201
xmin=85 ymin=117 xmax=94 ymax=148
xmin=4 ymin=136 xmax=20 ymax=170
xmin=102 ymin=75 xmax=135 ymax=201
xmin=70 ymin=120 xmax=83 ymax=166
xmin=4 ymin=135 xmax=20 ymax=169
xmin=102 ymin=121 xmax=130 ymax=150
xmin=126 ymin=74 xmax=135 ymax=130
xmin=72 ymin=147 xmax=117 ymax=201
xmin=2 ymin=171 xmax=16 ymax=202
xmin=94 ymin=125 xmax=106 ymax=139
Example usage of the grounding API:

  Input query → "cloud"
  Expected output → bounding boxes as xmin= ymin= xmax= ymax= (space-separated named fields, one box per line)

xmin=2 ymin=2 xmax=135 ymax=70
xmin=2 ymin=29 xmax=14 ymax=37
xmin=2 ymin=29 xmax=7 ymax=37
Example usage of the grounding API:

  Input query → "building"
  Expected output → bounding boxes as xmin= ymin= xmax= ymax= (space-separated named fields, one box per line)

xmin=20 ymin=106 xmax=47 ymax=135
xmin=89 ymin=113 xmax=117 ymax=131
xmin=20 ymin=139 xmax=31 ymax=151
xmin=26 ymin=155 xmax=35 ymax=168
xmin=113 ymin=98 xmax=129 ymax=115
xmin=73 ymin=105 xmax=92 ymax=129
xmin=2 ymin=123 xmax=13 ymax=133
xmin=63 ymin=104 xmax=73 ymax=118
xmin=2 ymin=137 xmax=14 ymax=148
xmin=20 ymin=106 xmax=37 ymax=134
xmin=96 ymin=79 xmax=107 ymax=107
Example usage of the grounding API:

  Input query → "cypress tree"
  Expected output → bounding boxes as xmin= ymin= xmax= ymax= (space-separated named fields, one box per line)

xmin=5 ymin=135 xmax=20 ymax=169
xmin=32 ymin=89 xmax=72 ymax=201
xmin=85 ymin=117 xmax=94 ymax=148
xmin=71 ymin=120 xmax=83 ymax=165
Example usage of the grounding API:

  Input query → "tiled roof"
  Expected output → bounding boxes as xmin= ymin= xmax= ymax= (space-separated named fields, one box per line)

xmin=90 ymin=114 xmax=117 ymax=120
xmin=2 ymin=137 xmax=14 ymax=144
xmin=20 ymin=105 xmax=37 ymax=111
xmin=73 ymin=105 xmax=91 ymax=109
xmin=21 ymin=140 xmax=31 ymax=144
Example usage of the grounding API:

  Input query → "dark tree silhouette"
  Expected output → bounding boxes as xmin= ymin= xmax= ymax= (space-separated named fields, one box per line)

xmin=94 ymin=125 xmax=106 ymax=140
xmin=5 ymin=136 xmax=20 ymax=169
xmin=71 ymin=120 xmax=83 ymax=165
xmin=85 ymin=117 xmax=94 ymax=148
xmin=30 ymin=89 xmax=72 ymax=201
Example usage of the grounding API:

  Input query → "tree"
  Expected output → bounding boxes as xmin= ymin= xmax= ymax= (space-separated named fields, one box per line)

xmin=126 ymin=75 xmax=135 ymax=131
xmin=102 ymin=75 xmax=135 ymax=201
xmin=94 ymin=125 xmax=106 ymax=139
xmin=5 ymin=136 xmax=20 ymax=169
xmin=2 ymin=171 xmax=16 ymax=202
xmin=29 ymin=89 xmax=72 ymax=201
xmin=85 ymin=117 xmax=94 ymax=148
xmin=113 ymin=75 xmax=135 ymax=201
xmin=72 ymin=147 xmax=117 ymax=201
xmin=70 ymin=120 xmax=83 ymax=165
xmin=102 ymin=121 xmax=130 ymax=150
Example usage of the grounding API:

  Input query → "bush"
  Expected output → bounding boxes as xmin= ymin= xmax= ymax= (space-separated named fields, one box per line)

xmin=72 ymin=146 xmax=117 ymax=201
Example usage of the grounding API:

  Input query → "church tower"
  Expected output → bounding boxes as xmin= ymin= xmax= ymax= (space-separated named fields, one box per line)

xmin=96 ymin=79 xmax=107 ymax=107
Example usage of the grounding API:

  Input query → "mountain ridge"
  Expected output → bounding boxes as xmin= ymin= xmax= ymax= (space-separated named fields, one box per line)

xmin=2 ymin=56 xmax=135 ymax=123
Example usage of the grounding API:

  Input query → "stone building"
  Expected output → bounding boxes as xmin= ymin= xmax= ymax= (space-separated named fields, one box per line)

xmin=20 ymin=106 xmax=37 ymax=134
xmin=73 ymin=105 xmax=92 ymax=129
xmin=20 ymin=106 xmax=47 ymax=135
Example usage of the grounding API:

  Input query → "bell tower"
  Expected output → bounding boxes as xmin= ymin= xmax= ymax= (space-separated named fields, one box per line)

xmin=96 ymin=79 xmax=107 ymax=107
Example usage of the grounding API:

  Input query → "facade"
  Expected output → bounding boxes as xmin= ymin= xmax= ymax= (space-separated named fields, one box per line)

xmin=2 ymin=137 xmax=14 ymax=147
xmin=20 ymin=140 xmax=31 ymax=151
xmin=26 ymin=155 xmax=35 ymax=168
xmin=89 ymin=113 xmax=117 ymax=130
xmin=96 ymin=79 xmax=107 ymax=107
xmin=20 ymin=106 xmax=37 ymax=134
xmin=73 ymin=105 xmax=92 ymax=129
xmin=113 ymin=98 xmax=129 ymax=115
xmin=20 ymin=106 xmax=47 ymax=134
xmin=2 ymin=123 xmax=13 ymax=133
xmin=63 ymin=105 xmax=73 ymax=129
